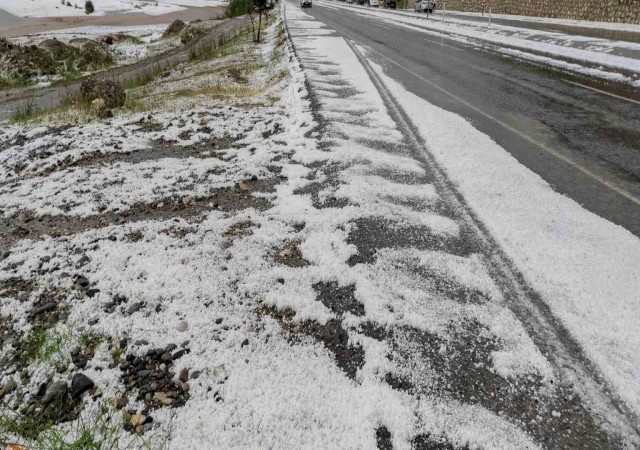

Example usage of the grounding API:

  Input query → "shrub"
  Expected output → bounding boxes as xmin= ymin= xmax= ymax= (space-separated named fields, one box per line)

xmin=226 ymin=0 xmax=254 ymax=18
xmin=180 ymin=26 xmax=207 ymax=45
xmin=85 ymin=0 xmax=95 ymax=14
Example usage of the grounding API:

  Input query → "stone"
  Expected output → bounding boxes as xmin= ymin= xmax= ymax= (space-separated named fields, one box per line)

xmin=116 ymin=395 xmax=128 ymax=409
xmin=191 ymin=370 xmax=201 ymax=379
xmin=90 ymin=98 xmax=107 ymax=116
xmin=137 ymin=369 xmax=152 ymax=378
xmin=172 ymin=349 xmax=188 ymax=360
xmin=241 ymin=338 xmax=249 ymax=347
xmin=130 ymin=414 xmax=145 ymax=427
xmin=0 ymin=378 xmax=17 ymax=398
xmin=71 ymin=373 xmax=94 ymax=398
xmin=42 ymin=381 xmax=68 ymax=404
xmin=160 ymin=352 xmax=173 ymax=363
xmin=127 ymin=302 xmax=142 ymax=315
xmin=80 ymin=79 xmax=126 ymax=109
xmin=165 ymin=344 xmax=177 ymax=353
xmin=177 ymin=321 xmax=188 ymax=332
xmin=179 ymin=369 xmax=189 ymax=383
xmin=76 ymin=357 xmax=88 ymax=369
xmin=75 ymin=275 xmax=90 ymax=288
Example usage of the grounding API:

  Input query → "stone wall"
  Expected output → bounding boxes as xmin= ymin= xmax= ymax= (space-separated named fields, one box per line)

xmin=434 ymin=0 xmax=640 ymax=24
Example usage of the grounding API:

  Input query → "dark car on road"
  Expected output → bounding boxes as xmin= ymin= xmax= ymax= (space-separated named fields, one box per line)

xmin=384 ymin=0 xmax=396 ymax=8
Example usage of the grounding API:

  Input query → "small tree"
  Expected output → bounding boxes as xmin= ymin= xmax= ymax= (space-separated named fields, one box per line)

xmin=250 ymin=0 xmax=267 ymax=43
xmin=85 ymin=0 xmax=95 ymax=14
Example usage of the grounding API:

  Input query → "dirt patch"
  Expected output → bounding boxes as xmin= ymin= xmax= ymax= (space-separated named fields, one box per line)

xmin=312 ymin=281 xmax=364 ymax=317
xmin=0 ymin=181 xmax=274 ymax=254
xmin=388 ymin=320 xmax=618 ymax=449
xmin=376 ymin=426 xmax=393 ymax=450
xmin=0 ymin=277 xmax=36 ymax=302
xmin=275 ymin=240 xmax=310 ymax=268
xmin=346 ymin=217 xmax=477 ymax=266
xmin=258 ymin=305 xmax=365 ymax=380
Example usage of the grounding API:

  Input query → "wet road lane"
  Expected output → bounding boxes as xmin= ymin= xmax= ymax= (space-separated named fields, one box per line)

xmin=306 ymin=1 xmax=640 ymax=236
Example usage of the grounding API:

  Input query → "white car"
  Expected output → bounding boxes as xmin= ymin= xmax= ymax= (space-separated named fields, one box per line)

xmin=300 ymin=0 xmax=312 ymax=7
xmin=368 ymin=0 xmax=378 ymax=6
xmin=415 ymin=0 xmax=436 ymax=13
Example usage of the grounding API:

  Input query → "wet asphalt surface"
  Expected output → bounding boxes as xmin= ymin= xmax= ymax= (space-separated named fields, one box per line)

xmin=305 ymin=1 xmax=640 ymax=238
xmin=286 ymin=3 xmax=639 ymax=447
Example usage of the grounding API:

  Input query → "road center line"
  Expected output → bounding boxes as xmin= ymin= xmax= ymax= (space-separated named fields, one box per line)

xmin=564 ymin=79 xmax=640 ymax=105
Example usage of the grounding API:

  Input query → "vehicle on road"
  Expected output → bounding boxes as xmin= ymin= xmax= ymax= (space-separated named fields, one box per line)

xmin=301 ymin=0 xmax=312 ymax=7
xmin=347 ymin=0 xmax=354 ymax=4
xmin=368 ymin=0 xmax=378 ymax=6
xmin=383 ymin=0 xmax=396 ymax=8
xmin=415 ymin=0 xmax=436 ymax=13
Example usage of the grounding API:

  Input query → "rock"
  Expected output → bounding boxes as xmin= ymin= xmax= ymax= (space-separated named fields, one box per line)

xmin=80 ymin=79 xmax=126 ymax=109
xmin=160 ymin=352 xmax=173 ymax=363
xmin=182 ymin=196 xmax=193 ymax=206
xmin=71 ymin=373 xmax=94 ymax=398
xmin=76 ymin=357 xmax=88 ymax=369
xmin=137 ymin=369 xmax=152 ymax=378
xmin=42 ymin=381 xmax=68 ymax=404
xmin=77 ymin=255 xmax=91 ymax=267
xmin=127 ymin=302 xmax=142 ymax=315
xmin=241 ymin=338 xmax=249 ymax=347
xmin=0 ymin=378 xmax=17 ymax=398
xmin=191 ymin=370 xmax=201 ymax=379
xmin=165 ymin=343 xmax=177 ymax=353
xmin=75 ymin=275 xmax=90 ymax=288
xmin=33 ymin=302 xmax=56 ymax=316
xmin=215 ymin=318 xmax=223 ymax=324
xmin=86 ymin=288 xmax=100 ymax=298
xmin=172 ymin=349 xmax=188 ymax=360
xmin=116 ymin=395 xmax=128 ymax=409
xmin=131 ymin=414 xmax=145 ymax=427
xmin=163 ymin=19 xmax=186 ymax=37
xmin=179 ymin=369 xmax=189 ymax=383
xmin=90 ymin=98 xmax=107 ymax=116
xmin=177 ymin=321 xmax=188 ymax=332
xmin=154 ymin=391 xmax=174 ymax=406
xmin=238 ymin=180 xmax=249 ymax=191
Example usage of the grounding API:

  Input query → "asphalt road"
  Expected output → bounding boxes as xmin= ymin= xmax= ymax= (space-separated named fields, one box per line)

xmin=302 ymin=0 xmax=640 ymax=237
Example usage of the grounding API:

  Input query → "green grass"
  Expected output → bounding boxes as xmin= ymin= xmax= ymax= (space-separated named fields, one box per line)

xmin=0 ymin=76 xmax=30 ymax=91
xmin=11 ymin=103 xmax=39 ymax=124
xmin=180 ymin=25 xmax=207 ymax=45
xmin=23 ymin=327 xmax=64 ymax=364
xmin=119 ymin=35 xmax=144 ymax=45
xmin=0 ymin=402 xmax=166 ymax=450
xmin=123 ymin=65 xmax=167 ymax=90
